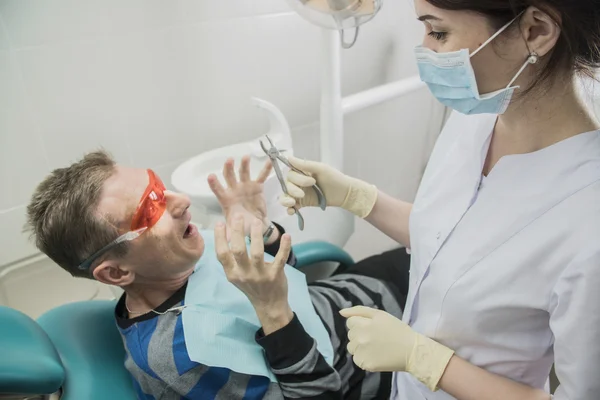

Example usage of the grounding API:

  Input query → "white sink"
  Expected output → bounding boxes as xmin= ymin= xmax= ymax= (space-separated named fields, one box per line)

xmin=171 ymin=97 xmax=355 ymax=248
xmin=171 ymin=98 xmax=293 ymax=216
xmin=171 ymin=142 xmax=285 ymax=214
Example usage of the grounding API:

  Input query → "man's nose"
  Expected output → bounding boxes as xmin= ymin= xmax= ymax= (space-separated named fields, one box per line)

xmin=165 ymin=190 xmax=191 ymax=217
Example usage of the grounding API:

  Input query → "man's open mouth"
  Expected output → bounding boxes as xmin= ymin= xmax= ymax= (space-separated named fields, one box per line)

xmin=183 ymin=224 xmax=193 ymax=238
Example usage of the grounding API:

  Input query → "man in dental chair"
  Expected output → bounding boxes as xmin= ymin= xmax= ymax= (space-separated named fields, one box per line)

xmin=25 ymin=150 xmax=408 ymax=400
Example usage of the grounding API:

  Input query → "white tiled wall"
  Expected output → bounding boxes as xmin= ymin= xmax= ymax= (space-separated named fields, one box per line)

xmin=0 ymin=0 xmax=439 ymax=271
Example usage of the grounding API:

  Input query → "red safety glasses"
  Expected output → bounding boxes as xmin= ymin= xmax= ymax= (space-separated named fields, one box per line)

xmin=78 ymin=169 xmax=167 ymax=271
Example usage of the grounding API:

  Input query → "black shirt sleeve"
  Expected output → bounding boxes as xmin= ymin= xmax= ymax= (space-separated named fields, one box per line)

xmin=256 ymin=314 xmax=342 ymax=399
xmin=263 ymin=222 xmax=297 ymax=268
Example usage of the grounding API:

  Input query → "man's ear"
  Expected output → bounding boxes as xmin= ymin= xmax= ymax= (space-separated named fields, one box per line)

xmin=519 ymin=6 xmax=561 ymax=58
xmin=93 ymin=259 xmax=135 ymax=286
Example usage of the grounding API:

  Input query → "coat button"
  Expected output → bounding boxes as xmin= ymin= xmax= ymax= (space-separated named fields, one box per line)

xmin=436 ymin=232 xmax=441 ymax=239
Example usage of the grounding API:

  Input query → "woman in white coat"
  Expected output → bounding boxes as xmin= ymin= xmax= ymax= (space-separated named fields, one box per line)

xmin=280 ymin=0 xmax=600 ymax=399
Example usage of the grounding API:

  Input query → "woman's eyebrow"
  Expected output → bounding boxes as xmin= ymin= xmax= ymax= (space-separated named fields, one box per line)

xmin=417 ymin=14 xmax=442 ymax=22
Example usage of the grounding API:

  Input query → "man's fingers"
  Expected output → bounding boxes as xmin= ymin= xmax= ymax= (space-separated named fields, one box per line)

xmin=239 ymin=155 xmax=251 ymax=183
xmin=250 ymin=219 xmax=265 ymax=269
xmin=339 ymin=306 xmax=379 ymax=319
xmin=271 ymin=233 xmax=291 ymax=271
xmin=207 ymin=174 xmax=226 ymax=202
xmin=223 ymin=158 xmax=237 ymax=188
xmin=287 ymin=170 xmax=316 ymax=188
xmin=230 ymin=214 xmax=249 ymax=268
xmin=257 ymin=159 xmax=273 ymax=183
xmin=214 ymin=222 xmax=235 ymax=274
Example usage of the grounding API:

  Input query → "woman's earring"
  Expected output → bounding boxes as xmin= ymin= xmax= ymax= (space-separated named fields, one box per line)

xmin=528 ymin=52 xmax=539 ymax=64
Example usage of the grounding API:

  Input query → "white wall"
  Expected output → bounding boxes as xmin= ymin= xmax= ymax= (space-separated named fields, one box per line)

xmin=0 ymin=0 xmax=442 ymax=268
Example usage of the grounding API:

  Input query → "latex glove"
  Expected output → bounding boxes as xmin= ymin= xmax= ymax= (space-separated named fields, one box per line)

xmin=340 ymin=306 xmax=455 ymax=392
xmin=279 ymin=156 xmax=378 ymax=219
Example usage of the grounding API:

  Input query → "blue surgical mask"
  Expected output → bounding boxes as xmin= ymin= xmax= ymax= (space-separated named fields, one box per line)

xmin=414 ymin=14 xmax=538 ymax=115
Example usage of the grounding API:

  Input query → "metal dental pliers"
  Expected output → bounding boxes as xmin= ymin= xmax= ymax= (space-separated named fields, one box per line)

xmin=259 ymin=135 xmax=327 ymax=231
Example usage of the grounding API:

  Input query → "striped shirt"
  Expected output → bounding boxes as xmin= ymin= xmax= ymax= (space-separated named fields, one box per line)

xmin=115 ymin=233 xmax=404 ymax=400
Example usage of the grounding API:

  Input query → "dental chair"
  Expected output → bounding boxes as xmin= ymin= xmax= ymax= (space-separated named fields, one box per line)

xmin=0 ymin=241 xmax=354 ymax=400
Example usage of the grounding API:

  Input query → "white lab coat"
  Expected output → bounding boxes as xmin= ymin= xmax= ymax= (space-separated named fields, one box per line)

xmin=391 ymin=112 xmax=600 ymax=399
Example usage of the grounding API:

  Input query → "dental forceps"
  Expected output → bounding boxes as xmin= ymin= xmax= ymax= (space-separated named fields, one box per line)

xmin=259 ymin=135 xmax=327 ymax=231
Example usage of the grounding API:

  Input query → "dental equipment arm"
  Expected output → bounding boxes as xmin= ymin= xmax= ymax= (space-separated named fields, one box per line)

xmin=280 ymin=157 xmax=412 ymax=248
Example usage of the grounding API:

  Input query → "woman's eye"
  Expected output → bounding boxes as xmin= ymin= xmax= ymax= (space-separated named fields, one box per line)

xmin=428 ymin=31 xmax=447 ymax=41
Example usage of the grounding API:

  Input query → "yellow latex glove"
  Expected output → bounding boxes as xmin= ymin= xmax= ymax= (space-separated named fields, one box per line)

xmin=340 ymin=306 xmax=455 ymax=392
xmin=279 ymin=156 xmax=378 ymax=219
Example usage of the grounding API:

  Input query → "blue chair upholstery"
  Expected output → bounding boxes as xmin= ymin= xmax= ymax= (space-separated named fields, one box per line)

xmin=0 ymin=241 xmax=354 ymax=399
xmin=293 ymin=241 xmax=354 ymax=271
xmin=36 ymin=301 xmax=136 ymax=400
xmin=0 ymin=306 xmax=64 ymax=396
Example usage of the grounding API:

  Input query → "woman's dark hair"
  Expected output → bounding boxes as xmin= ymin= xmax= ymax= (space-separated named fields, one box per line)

xmin=426 ymin=0 xmax=600 ymax=89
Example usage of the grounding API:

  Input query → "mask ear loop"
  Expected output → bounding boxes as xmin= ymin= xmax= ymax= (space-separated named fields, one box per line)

xmin=505 ymin=52 xmax=539 ymax=88
xmin=470 ymin=10 xmax=526 ymax=58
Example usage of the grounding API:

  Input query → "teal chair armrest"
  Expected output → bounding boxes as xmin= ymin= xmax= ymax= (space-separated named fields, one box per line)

xmin=0 ymin=306 xmax=64 ymax=395
xmin=292 ymin=241 xmax=355 ymax=271
xmin=37 ymin=301 xmax=136 ymax=400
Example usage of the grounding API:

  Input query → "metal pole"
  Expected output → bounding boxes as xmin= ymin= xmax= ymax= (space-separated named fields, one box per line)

xmin=342 ymin=76 xmax=425 ymax=115
xmin=317 ymin=28 xmax=355 ymax=245
xmin=319 ymin=29 xmax=344 ymax=171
